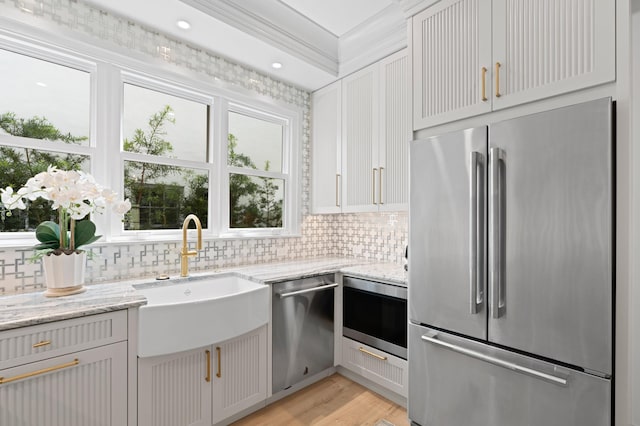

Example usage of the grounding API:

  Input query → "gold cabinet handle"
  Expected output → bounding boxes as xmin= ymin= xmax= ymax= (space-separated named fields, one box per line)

xmin=358 ymin=347 xmax=387 ymax=361
xmin=379 ymin=167 xmax=384 ymax=205
xmin=481 ymin=67 xmax=488 ymax=101
xmin=495 ymin=62 xmax=501 ymax=98
xmin=372 ymin=168 xmax=378 ymax=204
xmin=336 ymin=174 xmax=341 ymax=207
xmin=216 ymin=346 xmax=221 ymax=378
xmin=0 ymin=358 xmax=79 ymax=385
xmin=205 ymin=350 xmax=211 ymax=382
xmin=32 ymin=340 xmax=51 ymax=348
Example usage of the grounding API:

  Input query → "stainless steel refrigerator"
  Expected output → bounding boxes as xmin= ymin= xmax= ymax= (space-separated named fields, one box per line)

xmin=408 ymin=97 xmax=613 ymax=425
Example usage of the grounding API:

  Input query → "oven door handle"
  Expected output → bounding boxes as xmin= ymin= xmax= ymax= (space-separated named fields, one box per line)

xmin=278 ymin=283 xmax=339 ymax=298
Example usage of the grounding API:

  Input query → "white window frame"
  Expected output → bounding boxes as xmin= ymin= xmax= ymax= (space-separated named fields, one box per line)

xmin=0 ymin=29 xmax=302 ymax=245
xmin=219 ymin=101 xmax=299 ymax=237
xmin=0 ymin=35 xmax=99 ymax=245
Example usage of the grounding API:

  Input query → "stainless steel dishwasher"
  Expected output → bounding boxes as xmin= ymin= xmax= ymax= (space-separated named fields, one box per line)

xmin=272 ymin=274 xmax=336 ymax=393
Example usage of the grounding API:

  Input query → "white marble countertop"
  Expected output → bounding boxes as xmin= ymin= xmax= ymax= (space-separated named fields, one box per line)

xmin=0 ymin=257 xmax=406 ymax=331
xmin=0 ymin=282 xmax=146 ymax=331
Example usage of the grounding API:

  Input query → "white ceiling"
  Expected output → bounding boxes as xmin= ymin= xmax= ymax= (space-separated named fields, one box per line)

xmin=83 ymin=0 xmax=402 ymax=91
xmin=278 ymin=0 xmax=394 ymax=37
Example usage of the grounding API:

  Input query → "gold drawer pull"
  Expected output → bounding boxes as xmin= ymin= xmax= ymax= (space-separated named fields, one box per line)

xmin=32 ymin=340 xmax=51 ymax=348
xmin=0 ymin=358 xmax=79 ymax=385
xmin=372 ymin=168 xmax=378 ymax=204
xmin=205 ymin=350 xmax=211 ymax=382
xmin=216 ymin=346 xmax=221 ymax=378
xmin=481 ymin=67 xmax=488 ymax=101
xmin=336 ymin=174 xmax=341 ymax=207
xmin=495 ymin=62 xmax=501 ymax=98
xmin=358 ymin=347 xmax=387 ymax=361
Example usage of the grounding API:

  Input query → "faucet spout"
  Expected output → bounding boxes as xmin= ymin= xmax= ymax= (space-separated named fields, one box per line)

xmin=180 ymin=214 xmax=202 ymax=277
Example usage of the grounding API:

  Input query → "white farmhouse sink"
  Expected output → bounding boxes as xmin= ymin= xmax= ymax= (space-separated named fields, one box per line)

xmin=135 ymin=274 xmax=269 ymax=357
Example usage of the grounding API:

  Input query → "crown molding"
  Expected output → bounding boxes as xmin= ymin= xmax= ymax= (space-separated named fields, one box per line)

xmin=397 ymin=0 xmax=441 ymax=17
xmin=338 ymin=5 xmax=407 ymax=77
xmin=180 ymin=0 xmax=339 ymax=75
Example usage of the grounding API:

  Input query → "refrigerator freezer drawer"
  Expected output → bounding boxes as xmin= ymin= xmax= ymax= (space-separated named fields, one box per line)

xmin=408 ymin=323 xmax=611 ymax=426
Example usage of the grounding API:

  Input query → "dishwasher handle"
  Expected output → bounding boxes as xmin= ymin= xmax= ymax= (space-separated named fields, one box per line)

xmin=277 ymin=283 xmax=338 ymax=298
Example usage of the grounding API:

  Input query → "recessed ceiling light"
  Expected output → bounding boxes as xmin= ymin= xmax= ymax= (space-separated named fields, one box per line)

xmin=176 ymin=20 xmax=191 ymax=30
xmin=271 ymin=62 xmax=283 ymax=69
xmin=36 ymin=82 xmax=47 ymax=87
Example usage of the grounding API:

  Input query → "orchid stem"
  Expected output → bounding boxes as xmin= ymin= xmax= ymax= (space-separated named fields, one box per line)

xmin=69 ymin=218 xmax=76 ymax=251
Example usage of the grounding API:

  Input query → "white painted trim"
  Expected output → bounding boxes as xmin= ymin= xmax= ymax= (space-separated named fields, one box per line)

xmin=338 ymin=5 xmax=407 ymax=78
xmin=398 ymin=0 xmax=443 ymax=17
xmin=180 ymin=0 xmax=339 ymax=75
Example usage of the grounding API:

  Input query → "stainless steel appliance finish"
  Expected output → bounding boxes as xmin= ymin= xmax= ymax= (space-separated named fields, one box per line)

xmin=409 ymin=126 xmax=487 ymax=340
xmin=409 ymin=98 xmax=613 ymax=425
xmin=343 ymin=276 xmax=407 ymax=359
xmin=409 ymin=323 xmax=611 ymax=426
xmin=272 ymin=274 xmax=335 ymax=393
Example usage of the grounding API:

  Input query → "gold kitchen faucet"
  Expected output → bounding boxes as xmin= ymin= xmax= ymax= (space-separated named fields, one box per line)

xmin=180 ymin=214 xmax=202 ymax=277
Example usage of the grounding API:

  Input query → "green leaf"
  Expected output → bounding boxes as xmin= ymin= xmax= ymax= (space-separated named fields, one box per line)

xmin=74 ymin=220 xmax=98 ymax=249
xmin=35 ymin=221 xmax=60 ymax=245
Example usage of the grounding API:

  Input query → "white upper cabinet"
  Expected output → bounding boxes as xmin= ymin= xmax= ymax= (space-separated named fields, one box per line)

xmin=312 ymin=49 xmax=410 ymax=214
xmin=492 ymin=0 xmax=615 ymax=110
xmin=379 ymin=49 xmax=411 ymax=211
xmin=412 ymin=0 xmax=492 ymax=130
xmin=311 ymin=80 xmax=342 ymax=214
xmin=412 ymin=0 xmax=615 ymax=130
xmin=342 ymin=62 xmax=380 ymax=213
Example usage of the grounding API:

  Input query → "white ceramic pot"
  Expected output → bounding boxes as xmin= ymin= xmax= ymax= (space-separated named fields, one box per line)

xmin=42 ymin=251 xmax=87 ymax=289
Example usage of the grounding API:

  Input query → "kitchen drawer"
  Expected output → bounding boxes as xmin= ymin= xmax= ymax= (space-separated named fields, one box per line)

xmin=0 ymin=310 xmax=127 ymax=370
xmin=0 ymin=341 xmax=128 ymax=426
xmin=341 ymin=337 xmax=407 ymax=397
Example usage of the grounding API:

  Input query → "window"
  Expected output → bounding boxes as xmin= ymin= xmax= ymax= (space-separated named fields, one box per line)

xmin=0 ymin=47 xmax=94 ymax=233
xmin=226 ymin=107 xmax=289 ymax=230
xmin=121 ymin=80 xmax=211 ymax=231
xmin=0 ymin=37 xmax=301 ymax=242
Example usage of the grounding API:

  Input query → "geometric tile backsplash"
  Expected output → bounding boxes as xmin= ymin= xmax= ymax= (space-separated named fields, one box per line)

xmin=0 ymin=0 xmax=409 ymax=295
xmin=0 ymin=213 xmax=407 ymax=295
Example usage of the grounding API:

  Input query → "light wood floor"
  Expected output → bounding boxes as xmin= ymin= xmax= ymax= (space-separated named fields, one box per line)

xmin=232 ymin=374 xmax=409 ymax=426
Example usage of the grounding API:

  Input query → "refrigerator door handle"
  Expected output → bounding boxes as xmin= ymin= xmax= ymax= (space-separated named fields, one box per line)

xmin=489 ymin=147 xmax=504 ymax=319
xmin=421 ymin=332 xmax=568 ymax=387
xmin=469 ymin=151 xmax=482 ymax=314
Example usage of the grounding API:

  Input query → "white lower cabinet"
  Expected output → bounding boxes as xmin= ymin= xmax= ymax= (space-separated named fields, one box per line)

xmin=0 ymin=312 xmax=127 ymax=426
xmin=212 ymin=325 xmax=267 ymax=424
xmin=138 ymin=325 xmax=267 ymax=426
xmin=341 ymin=337 xmax=407 ymax=398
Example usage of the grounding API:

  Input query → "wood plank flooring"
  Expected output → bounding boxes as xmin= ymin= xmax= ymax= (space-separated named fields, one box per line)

xmin=232 ymin=373 xmax=409 ymax=426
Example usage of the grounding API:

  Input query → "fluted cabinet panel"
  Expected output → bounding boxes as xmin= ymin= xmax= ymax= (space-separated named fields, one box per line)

xmin=0 ymin=342 xmax=127 ymax=426
xmin=342 ymin=63 xmax=379 ymax=212
xmin=311 ymin=81 xmax=342 ymax=214
xmin=493 ymin=0 xmax=614 ymax=109
xmin=412 ymin=0 xmax=492 ymax=130
xmin=212 ymin=325 xmax=267 ymax=423
xmin=0 ymin=311 xmax=127 ymax=370
xmin=341 ymin=338 xmax=407 ymax=397
xmin=138 ymin=347 xmax=211 ymax=426
xmin=379 ymin=49 xmax=410 ymax=210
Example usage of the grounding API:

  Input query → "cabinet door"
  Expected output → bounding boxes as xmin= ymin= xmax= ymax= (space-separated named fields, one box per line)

xmin=138 ymin=347 xmax=211 ymax=426
xmin=378 ymin=49 xmax=410 ymax=211
xmin=212 ymin=325 xmax=267 ymax=424
xmin=311 ymin=81 xmax=342 ymax=214
xmin=0 ymin=342 xmax=127 ymax=426
xmin=342 ymin=63 xmax=379 ymax=212
xmin=492 ymin=0 xmax=615 ymax=109
xmin=412 ymin=0 xmax=492 ymax=130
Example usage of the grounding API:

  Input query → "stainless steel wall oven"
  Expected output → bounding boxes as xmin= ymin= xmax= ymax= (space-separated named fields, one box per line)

xmin=342 ymin=276 xmax=407 ymax=359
